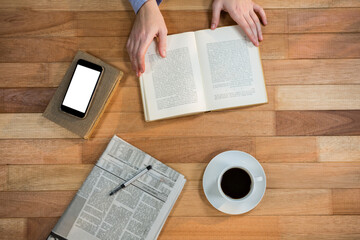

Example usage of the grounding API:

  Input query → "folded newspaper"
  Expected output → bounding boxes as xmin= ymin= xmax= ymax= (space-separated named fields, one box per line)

xmin=47 ymin=135 xmax=186 ymax=240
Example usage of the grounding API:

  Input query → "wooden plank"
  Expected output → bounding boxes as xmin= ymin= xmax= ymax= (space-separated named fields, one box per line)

xmin=0 ymin=218 xmax=26 ymax=240
xmin=332 ymin=189 xmax=360 ymax=215
xmin=0 ymin=88 xmax=56 ymax=113
xmin=279 ymin=216 xmax=360 ymax=239
xmin=289 ymin=33 xmax=360 ymax=59
xmin=159 ymin=216 xmax=279 ymax=240
xmin=265 ymin=163 xmax=360 ymax=189
xmin=0 ymin=165 xmax=7 ymax=191
xmin=8 ymin=162 xmax=359 ymax=191
xmin=8 ymin=164 xmax=92 ymax=191
xmin=318 ymin=136 xmax=360 ymax=162
xmin=0 ymin=63 xmax=49 ymax=88
xmin=255 ymin=137 xmax=317 ymax=162
xmin=263 ymin=59 xmax=360 ymax=85
xmin=0 ymin=10 xmax=76 ymax=37
xmin=93 ymin=111 xmax=275 ymax=138
xmin=1 ymin=0 xmax=359 ymax=11
xmin=289 ymin=8 xmax=360 ymax=33
xmin=0 ymin=111 xmax=274 ymax=139
xmin=0 ymin=10 xmax=287 ymax=38
xmin=0 ymin=191 xmax=75 ymax=217
xmin=276 ymin=111 xmax=360 ymax=136
xmin=27 ymin=217 xmax=58 ymax=240
xmin=0 ymin=35 xmax=287 ymax=63
xmin=275 ymin=85 xmax=360 ymax=110
xmin=0 ymin=38 xmax=78 ymax=63
xmin=0 ymin=139 xmax=83 ymax=164
xmin=0 ymin=113 xmax=78 ymax=139
xmin=83 ymin=136 xmax=255 ymax=164
xmin=172 ymin=189 xmax=331 ymax=217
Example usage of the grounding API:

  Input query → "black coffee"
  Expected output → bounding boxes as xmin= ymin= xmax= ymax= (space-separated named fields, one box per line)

xmin=220 ymin=168 xmax=252 ymax=199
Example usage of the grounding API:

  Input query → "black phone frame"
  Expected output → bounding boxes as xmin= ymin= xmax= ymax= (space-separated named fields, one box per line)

xmin=60 ymin=59 xmax=103 ymax=118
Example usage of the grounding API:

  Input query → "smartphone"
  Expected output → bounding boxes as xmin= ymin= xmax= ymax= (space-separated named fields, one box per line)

xmin=61 ymin=59 xmax=103 ymax=118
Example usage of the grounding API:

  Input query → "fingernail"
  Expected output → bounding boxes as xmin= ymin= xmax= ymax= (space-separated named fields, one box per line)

xmin=211 ymin=23 xmax=215 ymax=29
xmin=162 ymin=50 xmax=166 ymax=57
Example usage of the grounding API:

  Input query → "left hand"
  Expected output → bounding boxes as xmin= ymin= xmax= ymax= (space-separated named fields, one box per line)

xmin=211 ymin=0 xmax=267 ymax=46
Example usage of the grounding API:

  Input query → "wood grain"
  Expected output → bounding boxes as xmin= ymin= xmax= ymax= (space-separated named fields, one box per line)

xmin=159 ymin=216 xmax=279 ymax=240
xmin=3 ymin=9 xmax=358 ymax=38
xmin=1 ymin=0 xmax=360 ymax=11
xmin=93 ymin=111 xmax=275 ymax=138
xmin=0 ymin=10 xmax=288 ymax=37
xmin=255 ymin=137 xmax=317 ymax=162
xmin=172 ymin=189 xmax=332 ymax=217
xmin=275 ymin=85 xmax=360 ymax=110
xmin=280 ymin=216 xmax=360 ymax=239
xmin=263 ymin=59 xmax=360 ymax=85
xmin=0 ymin=63 xmax=49 ymax=88
xmin=289 ymin=33 xmax=360 ymax=59
xmin=0 ymin=139 xmax=83 ymax=164
xmin=82 ymin=136 xmax=255 ymax=164
xmin=0 ymin=88 xmax=56 ymax=113
xmin=288 ymin=8 xmax=360 ymax=33
xmin=276 ymin=111 xmax=360 ymax=136
xmin=0 ymin=113 xmax=78 ymax=139
xmin=0 ymin=11 xmax=76 ymax=37
xmin=8 ymin=164 xmax=92 ymax=191
xmin=27 ymin=217 xmax=59 ymax=240
xmin=0 ymin=218 xmax=26 ymax=240
xmin=0 ymin=191 xmax=75 ymax=218
xmin=332 ymin=189 xmax=360 ymax=214
xmin=0 ymin=165 xmax=7 ymax=191
xmin=265 ymin=163 xmax=360 ymax=189
xmin=318 ymin=136 xmax=360 ymax=162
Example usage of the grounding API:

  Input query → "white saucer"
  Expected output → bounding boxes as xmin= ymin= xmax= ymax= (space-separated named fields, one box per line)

xmin=202 ymin=151 xmax=266 ymax=215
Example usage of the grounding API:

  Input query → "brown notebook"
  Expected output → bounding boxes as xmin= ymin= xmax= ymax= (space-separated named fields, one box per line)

xmin=43 ymin=51 xmax=123 ymax=139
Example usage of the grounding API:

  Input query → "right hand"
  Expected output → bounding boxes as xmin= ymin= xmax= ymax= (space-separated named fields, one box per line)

xmin=127 ymin=0 xmax=167 ymax=77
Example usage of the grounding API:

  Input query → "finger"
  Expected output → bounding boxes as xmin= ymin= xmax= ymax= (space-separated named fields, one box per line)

xmin=244 ymin=14 xmax=259 ymax=46
xmin=158 ymin=29 xmax=167 ymax=58
xmin=137 ymin=34 xmax=158 ymax=75
xmin=253 ymin=3 xmax=267 ymax=25
xmin=250 ymin=10 xmax=263 ymax=41
xmin=127 ymin=38 xmax=137 ymax=73
xmin=229 ymin=11 xmax=257 ymax=45
xmin=211 ymin=1 xmax=221 ymax=29
xmin=132 ymin=39 xmax=141 ymax=76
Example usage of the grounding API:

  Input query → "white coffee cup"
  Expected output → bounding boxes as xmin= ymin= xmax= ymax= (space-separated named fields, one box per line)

xmin=203 ymin=151 xmax=266 ymax=214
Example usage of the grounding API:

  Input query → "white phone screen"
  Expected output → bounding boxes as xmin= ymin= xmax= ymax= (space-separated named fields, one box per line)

xmin=62 ymin=65 xmax=101 ymax=113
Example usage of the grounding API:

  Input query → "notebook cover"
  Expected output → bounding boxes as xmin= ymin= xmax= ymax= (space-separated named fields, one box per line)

xmin=43 ymin=51 xmax=123 ymax=139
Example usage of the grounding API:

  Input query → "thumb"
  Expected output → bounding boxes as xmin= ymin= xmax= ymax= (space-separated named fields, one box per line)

xmin=158 ymin=29 xmax=167 ymax=58
xmin=211 ymin=2 xmax=221 ymax=30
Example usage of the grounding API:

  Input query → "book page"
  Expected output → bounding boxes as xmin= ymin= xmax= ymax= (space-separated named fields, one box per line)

xmin=195 ymin=26 xmax=267 ymax=111
xmin=140 ymin=32 xmax=206 ymax=121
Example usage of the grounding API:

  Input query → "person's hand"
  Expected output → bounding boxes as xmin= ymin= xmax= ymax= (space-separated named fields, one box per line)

xmin=211 ymin=0 xmax=267 ymax=46
xmin=127 ymin=0 xmax=167 ymax=77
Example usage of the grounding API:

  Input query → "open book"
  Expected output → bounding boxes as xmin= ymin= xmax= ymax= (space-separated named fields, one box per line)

xmin=140 ymin=25 xmax=267 ymax=122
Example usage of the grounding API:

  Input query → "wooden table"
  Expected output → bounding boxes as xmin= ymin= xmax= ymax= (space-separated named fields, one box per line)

xmin=0 ymin=0 xmax=360 ymax=239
